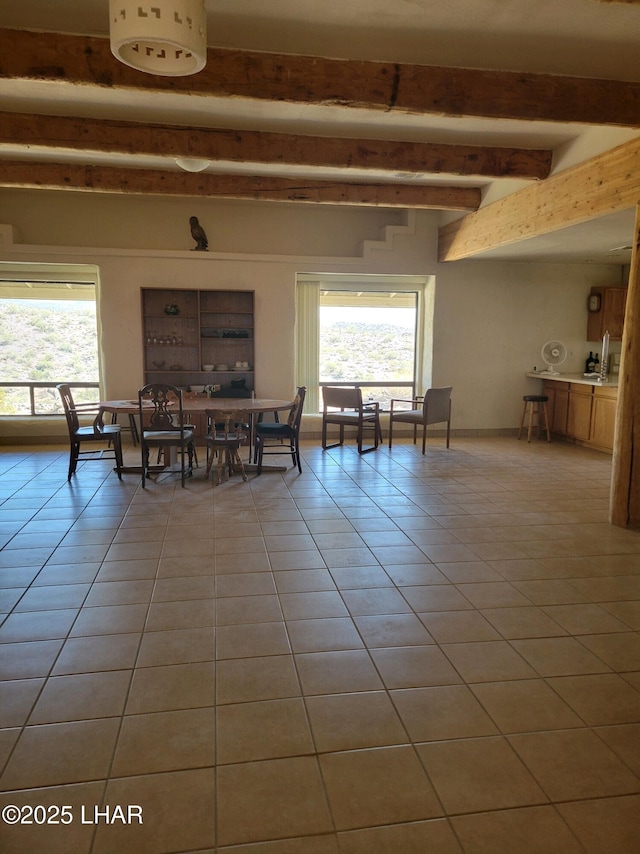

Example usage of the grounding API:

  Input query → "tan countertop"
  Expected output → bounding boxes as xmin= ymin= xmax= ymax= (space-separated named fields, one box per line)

xmin=526 ymin=372 xmax=618 ymax=388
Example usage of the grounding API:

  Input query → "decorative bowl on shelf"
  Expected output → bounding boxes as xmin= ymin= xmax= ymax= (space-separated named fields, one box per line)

xmin=152 ymin=360 xmax=166 ymax=370
xmin=216 ymin=364 xmax=229 ymax=371
xmin=164 ymin=304 xmax=180 ymax=316
xmin=202 ymin=364 xmax=214 ymax=371
xmin=190 ymin=385 xmax=205 ymax=393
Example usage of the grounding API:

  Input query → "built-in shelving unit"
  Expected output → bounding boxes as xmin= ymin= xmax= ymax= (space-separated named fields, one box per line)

xmin=141 ymin=288 xmax=254 ymax=392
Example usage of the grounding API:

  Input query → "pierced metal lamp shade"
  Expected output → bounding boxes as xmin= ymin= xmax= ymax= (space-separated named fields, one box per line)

xmin=109 ymin=0 xmax=207 ymax=77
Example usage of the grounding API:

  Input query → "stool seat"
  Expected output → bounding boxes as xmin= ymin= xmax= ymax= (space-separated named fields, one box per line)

xmin=518 ymin=395 xmax=551 ymax=443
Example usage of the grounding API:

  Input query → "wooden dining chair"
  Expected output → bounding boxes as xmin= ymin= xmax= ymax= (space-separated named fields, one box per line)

xmin=57 ymin=384 xmax=124 ymax=481
xmin=204 ymin=409 xmax=249 ymax=484
xmin=254 ymin=387 xmax=306 ymax=474
xmin=138 ymin=383 xmax=195 ymax=487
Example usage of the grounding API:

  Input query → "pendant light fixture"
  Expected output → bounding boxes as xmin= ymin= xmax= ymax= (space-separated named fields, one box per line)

xmin=109 ymin=1 xmax=207 ymax=77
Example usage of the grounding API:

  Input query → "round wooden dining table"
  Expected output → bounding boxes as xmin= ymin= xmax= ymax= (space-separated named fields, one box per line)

xmin=99 ymin=395 xmax=294 ymax=473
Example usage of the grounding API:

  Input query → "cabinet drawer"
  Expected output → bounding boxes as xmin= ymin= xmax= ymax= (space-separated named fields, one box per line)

xmin=594 ymin=385 xmax=617 ymax=400
xmin=569 ymin=383 xmax=593 ymax=396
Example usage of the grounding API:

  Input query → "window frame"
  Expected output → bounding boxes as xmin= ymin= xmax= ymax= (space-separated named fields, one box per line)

xmin=0 ymin=263 xmax=102 ymax=417
xmin=296 ymin=273 xmax=432 ymax=413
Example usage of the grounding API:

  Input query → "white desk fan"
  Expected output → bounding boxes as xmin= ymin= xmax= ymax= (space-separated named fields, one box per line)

xmin=540 ymin=340 xmax=567 ymax=375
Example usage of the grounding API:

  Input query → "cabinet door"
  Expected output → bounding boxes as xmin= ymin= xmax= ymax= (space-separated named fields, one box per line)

xmin=590 ymin=394 xmax=617 ymax=451
xmin=552 ymin=389 xmax=569 ymax=435
xmin=567 ymin=391 xmax=592 ymax=441
xmin=602 ymin=288 xmax=627 ymax=340
xmin=587 ymin=287 xmax=627 ymax=342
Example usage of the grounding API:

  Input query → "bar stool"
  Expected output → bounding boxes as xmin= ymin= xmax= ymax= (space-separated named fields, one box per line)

xmin=518 ymin=395 xmax=551 ymax=443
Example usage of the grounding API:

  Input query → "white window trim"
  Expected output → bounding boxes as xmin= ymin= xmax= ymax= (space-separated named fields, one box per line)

xmin=296 ymin=273 xmax=433 ymax=413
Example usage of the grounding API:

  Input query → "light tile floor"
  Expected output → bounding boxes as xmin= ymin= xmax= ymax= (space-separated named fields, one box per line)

xmin=0 ymin=436 xmax=639 ymax=853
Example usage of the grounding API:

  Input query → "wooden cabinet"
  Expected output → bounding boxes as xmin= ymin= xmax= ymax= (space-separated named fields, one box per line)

xmin=567 ymin=383 xmax=592 ymax=442
xmin=590 ymin=386 xmax=617 ymax=451
xmin=543 ymin=379 xmax=617 ymax=453
xmin=544 ymin=381 xmax=569 ymax=435
xmin=587 ymin=286 xmax=627 ymax=342
xmin=141 ymin=288 xmax=254 ymax=393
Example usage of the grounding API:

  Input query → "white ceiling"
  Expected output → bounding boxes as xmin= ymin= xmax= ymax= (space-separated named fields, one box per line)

xmin=1 ymin=0 xmax=639 ymax=264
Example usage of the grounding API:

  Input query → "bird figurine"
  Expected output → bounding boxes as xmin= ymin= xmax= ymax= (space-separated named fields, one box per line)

xmin=189 ymin=216 xmax=208 ymax=251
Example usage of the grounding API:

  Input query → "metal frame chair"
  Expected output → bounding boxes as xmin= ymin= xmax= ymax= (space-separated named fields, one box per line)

xmin=321 ymin=386 xmax=382 ymax=454
xmin=138 ymin=383 xmax=195 ymax=487
xmin=388 ymin=386 xmax=452 ymax=453
xmin=254 ymin=387 xmax=306 ymax=474
xmin=57 ymin=383 xmax=123 ymax=481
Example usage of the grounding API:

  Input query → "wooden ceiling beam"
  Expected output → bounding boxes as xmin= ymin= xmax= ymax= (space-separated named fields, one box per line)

xmin=438 ymin=136 xmax=640 ymax=260
xmin=0 ymin=160 xmax=481 ymax=210
xmin=1 ymin=28 xmax=640 ymax=128
xmin=0 ymin=112 xmax=552 ymax=180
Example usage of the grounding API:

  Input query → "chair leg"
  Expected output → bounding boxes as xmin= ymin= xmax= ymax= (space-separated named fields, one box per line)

xmin=388 ymin=417 xmax=394 ymax=449
xmin=205 ymin=445 xmax=215 ymax=479
xmin=68 ymin=442 xmax=79 ymax=480
xmin=517 ymin=400 xmax=527 ymax=440
xmin=216 ymin=449 xmax=226 ymax=485
xmin=542 ymin=401 xmax=551 ymax=442
xmin=527 ymin=401 xmax=535 ymax=443
xmin=141 ymin=446 xmax=148 ymax=488
xmin=256 ymin=436 xmax=263 ymax=475
xmin=114 ymin=435 xmax=124 ymax=479
xmin=234 ymin=448 xmax=248 ymax=481
xmin=421 ymin=425 xmax=427 ymax=454
xmin=446 ymin=418 xmax=451 ymax=449
xmin=373 ymin=417 xmax=380 ymax=450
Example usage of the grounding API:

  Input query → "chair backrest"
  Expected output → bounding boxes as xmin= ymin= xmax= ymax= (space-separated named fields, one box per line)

xmin=287 ymin=387 xmax=307 ymax=429
xmin=57 ymin=383 xmax=79 ymax=433
xmin=57 ymin=383 xmax=104 ymax=434
xmin=322 ymin=386 xmax=363 ymax=411
xmin=139 ymin=383 xmax=183 ymax=433
xmin=206 ymin=409 xmax=248 ymax=441
xmin=423 ymin=386 xmax=453 ymax=425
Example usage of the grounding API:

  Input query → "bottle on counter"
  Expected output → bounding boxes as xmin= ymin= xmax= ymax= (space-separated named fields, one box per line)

xmin=585 ymin=351 xmax=595 ymax=372
xmin=594 ymin=353 xmax=600 ymax=373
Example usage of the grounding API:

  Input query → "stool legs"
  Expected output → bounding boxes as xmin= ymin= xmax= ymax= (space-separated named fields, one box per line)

xmin=541 ymin=401 xmax=551 ymax=442
xmin=518 ymin=399 xmax=551 ymax=442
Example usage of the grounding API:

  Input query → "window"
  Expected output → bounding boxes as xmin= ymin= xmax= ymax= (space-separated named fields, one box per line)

xmin=0 ymin=266 xmax=100 ymax=415
xmin=296 ymin=274 xmax=433 ymax=412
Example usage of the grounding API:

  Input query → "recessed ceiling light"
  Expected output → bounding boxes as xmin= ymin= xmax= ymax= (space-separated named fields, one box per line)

xmin=175 ymin=157 xmax=210 ymax=173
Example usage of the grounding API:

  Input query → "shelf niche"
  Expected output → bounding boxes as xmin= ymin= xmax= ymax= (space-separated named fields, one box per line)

xmin=141 ymin=287 xmax=255 ymax=392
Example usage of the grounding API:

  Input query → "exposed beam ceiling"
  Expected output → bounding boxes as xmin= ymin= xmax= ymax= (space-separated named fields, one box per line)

xmin=2 ymin=0 xmax=640 ymax=263
xmin=2 ymin=29 xmax=640 ymax=128
xmin=0 ymin=160 xmax=481 ymax=210
xmin=0 ymin=112 xmax=552 ymax=182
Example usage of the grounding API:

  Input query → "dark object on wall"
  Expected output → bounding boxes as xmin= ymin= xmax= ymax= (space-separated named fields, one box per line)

xmin=189 ymin=216 xmax=208 ymax=251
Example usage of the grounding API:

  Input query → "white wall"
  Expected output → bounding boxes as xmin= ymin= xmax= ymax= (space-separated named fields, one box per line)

xmin=434 ymin=260 xmax=611 ymax=429
xmin=0 ymin=189 xmax=621 ymax=439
